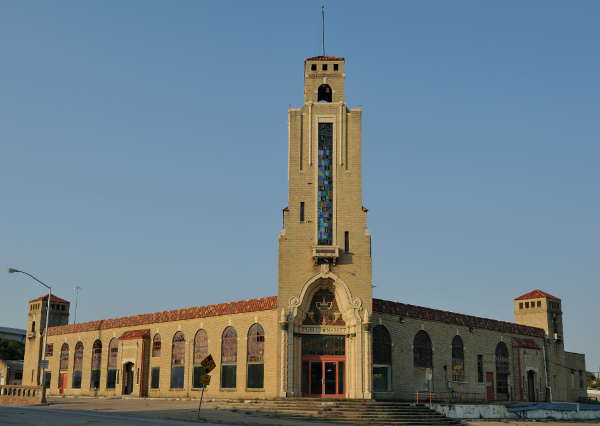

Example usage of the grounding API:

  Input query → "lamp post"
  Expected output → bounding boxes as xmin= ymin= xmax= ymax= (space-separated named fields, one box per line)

xmin=8 ymin=268 xmax=52 ymax=387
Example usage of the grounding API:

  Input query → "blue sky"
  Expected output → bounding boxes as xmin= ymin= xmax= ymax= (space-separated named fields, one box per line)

xmin=1 ymin=2 xmax=598 ymax=372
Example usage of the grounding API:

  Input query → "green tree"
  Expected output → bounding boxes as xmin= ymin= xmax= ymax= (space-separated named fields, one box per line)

xmin=0 ymin=338 xmax=25 ymax=360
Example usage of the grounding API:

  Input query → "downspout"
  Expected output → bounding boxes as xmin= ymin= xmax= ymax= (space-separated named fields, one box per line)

xmin=542 ymin=340 xmax=551 ymax=402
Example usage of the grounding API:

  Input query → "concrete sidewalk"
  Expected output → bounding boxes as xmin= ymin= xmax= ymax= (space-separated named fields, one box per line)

xmin=43 ymin=396 xmax=348 ymax=425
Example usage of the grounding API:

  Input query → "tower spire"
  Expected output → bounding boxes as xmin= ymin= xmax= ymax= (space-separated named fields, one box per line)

xmin=321 ymin=5 xmax=326 ymax=56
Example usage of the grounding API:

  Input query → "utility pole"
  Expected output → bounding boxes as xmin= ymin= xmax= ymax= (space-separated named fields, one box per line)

xmin=73 ymin=285 xmax=82 ymax=324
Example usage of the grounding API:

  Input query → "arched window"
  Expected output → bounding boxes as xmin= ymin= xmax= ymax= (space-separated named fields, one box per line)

xmin=220 ymin=326 xmax=237 ymax=389
xmin=90 ymin=340 xmax=102 ymax=389
xmin=451 ymin=335 xmax=465 ymax=382
xmin=59 ymin=343 xmax=69 ymax=371
xmin=72 ymin=342 xmax=83 ymax=389
xmin=247 ymin=324 xmax=265 ymax=389
xmin=152 ymin=334 xmax=161 ymax=357
xmin=31 ymin=321 xmax=36 ymax=333
xmin=192 ymin=329 xmax=208 ymax=388
xmin=106 ymin=338 xmax=118 ymax=389
xmin=495 ymin=342 xmax=510 ymax=400
xmin=317 ymin=84 xmax=332 ymax=102
xmin=170 ymin=332 xmax=185 ymax=389
xmin=372 ymin=325 xmax=392 ymax=392
xmin=413 ymin=330 xmax=433 ymax=368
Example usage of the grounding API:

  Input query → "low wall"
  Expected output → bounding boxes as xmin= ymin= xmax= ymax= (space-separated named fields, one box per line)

xmin=432 ymin=402 xmax=600 ymax=420
xmin=588 ymin=389 xmax=600 ymax=401
xmin=0 ymin=385 xmax=46 ymax=406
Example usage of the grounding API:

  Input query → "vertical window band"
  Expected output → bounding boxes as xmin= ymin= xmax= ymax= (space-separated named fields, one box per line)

xmin=318 ymin=123 xmax=333 ymax=245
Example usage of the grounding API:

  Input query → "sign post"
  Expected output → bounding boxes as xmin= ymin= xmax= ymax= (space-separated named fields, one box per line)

xmin=197 ymin=355 xmax=216 ymax=417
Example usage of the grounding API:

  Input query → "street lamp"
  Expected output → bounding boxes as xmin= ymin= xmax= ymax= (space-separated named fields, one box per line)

xmin=8 ymin=268 xmax=52 ymax=387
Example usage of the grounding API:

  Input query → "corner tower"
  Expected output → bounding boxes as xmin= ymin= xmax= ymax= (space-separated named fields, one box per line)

xmin=22 ymin=295 xmax=70 ymax=386
xmin=514 ymin=289 xmax=563 ymax=339
xmin=278 ymin=56 xmax=372 ymax=398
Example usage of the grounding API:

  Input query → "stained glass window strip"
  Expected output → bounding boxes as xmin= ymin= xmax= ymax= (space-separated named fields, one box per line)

xmin=108 ymin=338 xmax=118 ymax=369
xmin=247 ymin=324 xmax=265 ymax=363
xmin=91 ymin=340 xmax=102 ymax=370
xmin=60 ymin=343 xmax=69 ymax=370
xmin=172 ymin=332 xmax=186 ymax=366
xmin=73 ymin=342 xmax=84 ymax=371
xmin=221 ymin=327 xmax=238 ymax=364
xmin=152 ymin=334 xmax=161 ymax=357
xmin=451 ymin=335 xmax=465 ymax=381
xmin=318 ymin=123 xmax=334 ymax=245
xmin=193 ymin=329 xmax=208 ymax=365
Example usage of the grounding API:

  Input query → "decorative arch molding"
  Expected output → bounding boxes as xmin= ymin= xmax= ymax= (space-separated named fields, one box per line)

xmin=287 ymin=270 xmax=363 ymax=327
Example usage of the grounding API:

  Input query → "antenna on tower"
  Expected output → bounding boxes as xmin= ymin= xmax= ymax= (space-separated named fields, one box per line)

xmin=73 ymin=285 xmax=82 ymax=324
xmin=321 ymin=5 xmax=326 ymax=56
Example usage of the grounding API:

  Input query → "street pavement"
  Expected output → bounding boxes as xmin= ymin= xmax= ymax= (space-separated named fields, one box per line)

xmin=0 ymin=405 xmax=233 ymax=426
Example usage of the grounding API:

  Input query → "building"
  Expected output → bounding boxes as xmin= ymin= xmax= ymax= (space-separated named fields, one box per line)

xmin=0 ymin=360 xmax=23 ymax=386
xmin=22 ymin=55 xmax=586 ymax=402
xmin=0 ymin=327 xmax=26 ymax=343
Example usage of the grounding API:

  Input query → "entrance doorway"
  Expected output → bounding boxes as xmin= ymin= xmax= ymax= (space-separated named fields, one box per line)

xmin=485 ymin=372 xmax=494 ymax=401
xmin=302 ymin=356 xmax=345 ymax=397
xmin=123 ymin=362 xmax=134 ymax=395
xmin=301 ymin=334 xmax=346 ymax=398
xmin=59 ymin=373 xmax=68 ymax=394
xmin=527 ymin=370 xmax=537 ymax=402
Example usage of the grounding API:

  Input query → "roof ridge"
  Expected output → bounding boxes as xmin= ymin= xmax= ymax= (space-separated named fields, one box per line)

xmin=47 ymin=295 xmax=278 ymax=337
xmin=373 ymin=298 xmax=545 ymax=338
xmin=514 ymin=289 xmax=560 ymax=301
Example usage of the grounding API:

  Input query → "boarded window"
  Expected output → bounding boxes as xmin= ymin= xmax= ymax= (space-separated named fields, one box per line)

xmin=413 ymin=330 xmax=432 ymax=368
xmin=451 ymin=335 xmax=465 ymax=382
xmin=60 ymin=343 xmax=69 ymax=370
xmin=152 ymin=334 xmax=161 ymax=357
xmin=171 ymin=332 xmax=185 ymax=389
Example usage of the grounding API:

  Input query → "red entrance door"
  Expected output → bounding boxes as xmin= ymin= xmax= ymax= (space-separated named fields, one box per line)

xmin=302 ymin=355 xmax=345 ymax=398
xmin=486 ymin=372 xmax=494 ymax=401
xmin=59 ymin=373 xmax=68 ymax=394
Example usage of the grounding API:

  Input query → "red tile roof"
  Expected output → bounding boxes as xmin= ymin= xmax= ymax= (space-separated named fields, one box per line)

xmin=119 ymin=329 xmax=150 ymax=340
xmin=29 ymin=294 xmax=70 ymax=304
xmin=47 ymin=296 xmax=277 ymax=337
xmin=305 ymin=55 xmax=345 ymax=62
xmin=515 ymin=289 xmax=560 ymax=301
xmin=373 ymin=298 xmax=545 ymax=338
xmin=513 ymin=338 xmax=541 ymax=350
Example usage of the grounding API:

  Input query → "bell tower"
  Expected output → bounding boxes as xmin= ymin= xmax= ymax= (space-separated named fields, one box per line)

xmin=22 ymin=295 xmax=70 ymax=386
xmin=278 ymin=56 xmax=372 ymax=398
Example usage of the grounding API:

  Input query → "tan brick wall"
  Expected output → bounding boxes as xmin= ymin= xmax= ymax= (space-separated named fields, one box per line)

xmin=372 ymin=313 xmax=547 ymax=401
xmin=42 ymin=309 xmax=280 ymax=399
